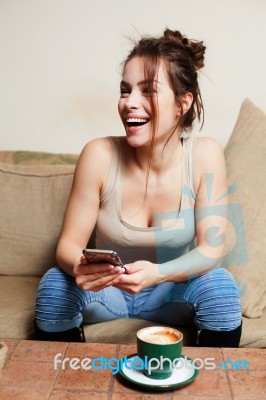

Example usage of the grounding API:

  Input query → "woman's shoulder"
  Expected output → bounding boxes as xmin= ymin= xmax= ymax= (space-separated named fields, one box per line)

xmin=183 ymin=134 xmax=223 ymax=158
xmin=194 ymin=136 xmax=223 ymax=150
xmin=82 ymin=136 xmax=113 ymax=153
xmin=78 ymin=136 xmax=121 ymax=164
xmin=74 ymin=137 xmax=116 ymax=176
xmin=183 ymin=135 xmax=223 ymax=151
xmin=73 ymin=137 xmax=124 ymax=191
xmin=198 ymin=134 xmax=223 ymax=152
xmin=185 ymin=136 xmax=227 ymax=197
xmin=194 ymin=136 xmax=226 ymax=174
xmin=82 ymin=136 xmax=125 ymax=154
xmin=189 ymin=136 xmax=224 ymax=160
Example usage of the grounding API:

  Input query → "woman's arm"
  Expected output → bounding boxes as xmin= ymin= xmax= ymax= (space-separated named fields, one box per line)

xmin=112 ymin=137 xmax=229 ymax=293
xmin=56 ymin=138 xmax=113 ymax=277
xmin=160 ymin=136 xmax=229 ymax=280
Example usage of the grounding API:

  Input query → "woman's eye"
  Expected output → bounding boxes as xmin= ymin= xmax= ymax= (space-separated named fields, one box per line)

xmin=120 ymin=89 xmax=130 ymax=98
xmin=142 ymin=87 xmax=157 ymax=95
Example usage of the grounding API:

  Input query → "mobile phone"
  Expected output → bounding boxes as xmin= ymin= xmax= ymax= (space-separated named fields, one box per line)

xmin=82 ymin=249 xmax=126 ymax=272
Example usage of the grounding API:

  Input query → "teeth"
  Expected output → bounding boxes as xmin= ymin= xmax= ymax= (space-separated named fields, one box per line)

xmin=126 ymin=118 xmax=148 ymax=123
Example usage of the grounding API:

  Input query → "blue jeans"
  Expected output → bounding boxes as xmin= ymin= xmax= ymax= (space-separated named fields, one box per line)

xmin=35 ymin=267 xmax=242 ymax=333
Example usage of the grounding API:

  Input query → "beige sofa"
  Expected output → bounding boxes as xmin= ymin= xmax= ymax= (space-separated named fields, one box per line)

xmin=0 ymin=99 xmax=265 ymax=347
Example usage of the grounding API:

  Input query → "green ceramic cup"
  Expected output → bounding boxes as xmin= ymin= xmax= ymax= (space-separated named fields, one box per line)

xmin=137 ymin=326 xmax=183 ymax=380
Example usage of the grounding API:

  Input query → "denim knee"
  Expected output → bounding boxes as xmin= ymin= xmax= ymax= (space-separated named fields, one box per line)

xmin=189 ymin=268 xmax=242 ymax=331
xmin=35 ymin=267 xmax=85 ymax=332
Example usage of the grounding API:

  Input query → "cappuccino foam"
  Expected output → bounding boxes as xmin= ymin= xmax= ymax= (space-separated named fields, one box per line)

xmin=140 ymin=329 xmax=180 ymax=344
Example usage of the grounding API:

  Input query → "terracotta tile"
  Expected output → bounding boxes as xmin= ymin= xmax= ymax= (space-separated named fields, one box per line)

xmin=111 ymin=393 xmax=169 ymax=399
xmin=66 ymin=342 xmax=118 ymax=359
xmin=227 ymin=370 xmax=266 ymax=397
xmin=54 ymin=343 xmax=121 ymax=385
xmin=182 ymin=346 xmax=223 ymax=370
xmin=11 ymin=339 xmax=67 ymax=363
xmin=0 ymin=360 xmax=56 ymax=388
xmin=0 ymin=339 xmax=18 ymax=369
xmin=55 ymin=367 xmax=112 ymax=391
xmin=173 ymin=369 xmax=231 ymax=396
xmin=172 ymin=396 xmax=230 ymax=400
xmin=0 ymin=386 xmax=49 ymax=400
xmin=118 ymin=344 xmax=137 ymax=358
xmin=49 ymin=389 xmax=109 ymax=399
xmin=0 ymin=339 xmax=18 ymax=355
xmin=114 ymin=373 xmax=139 ymax=394
xmin=232 ymin=397 xmax=266 ymax=400
xmin=222 ymin=348 xmax=266 ymax=370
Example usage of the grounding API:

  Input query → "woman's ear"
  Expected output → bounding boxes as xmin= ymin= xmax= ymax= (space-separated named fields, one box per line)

xmin=181 ymin=92 xmax=193 ymax=115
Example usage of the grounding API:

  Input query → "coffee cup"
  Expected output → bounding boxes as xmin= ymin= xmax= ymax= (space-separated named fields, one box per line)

xmin=137 ymin=326 xmax=183 ymax=379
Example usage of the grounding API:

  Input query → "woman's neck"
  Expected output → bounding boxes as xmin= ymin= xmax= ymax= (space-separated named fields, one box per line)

xmin=133 ymin=134 xmax=183 ymax=174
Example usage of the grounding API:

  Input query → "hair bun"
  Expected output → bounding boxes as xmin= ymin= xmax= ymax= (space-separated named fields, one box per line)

xmin=163 ymin=28 xmax=206 ymax=70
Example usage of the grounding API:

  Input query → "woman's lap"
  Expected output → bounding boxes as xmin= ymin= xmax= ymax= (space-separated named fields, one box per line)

xmin=35 ymin=266 xmax=242 ymax=332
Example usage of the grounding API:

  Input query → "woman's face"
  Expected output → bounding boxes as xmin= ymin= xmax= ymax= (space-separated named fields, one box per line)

xmin=118 ymin=56 xmax=180 ymax=148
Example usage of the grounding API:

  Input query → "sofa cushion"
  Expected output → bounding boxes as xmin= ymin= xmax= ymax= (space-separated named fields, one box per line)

xmin=0 ymin=150 xmax=78 ymax=166
xmin=224 ymin=99 xmax=266 ymax=318
xmin=0 ymin=276 xmax=39 ymax=339
xmin=0 ymin=162 xmax=75 ymax=276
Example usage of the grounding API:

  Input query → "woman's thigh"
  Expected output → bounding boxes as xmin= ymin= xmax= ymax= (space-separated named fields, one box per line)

xmin=133 ymin=268 xmax=241 ymax=330
xmin=35 ymin=267 xmax=129 ymax=331
xmin=164 ymin=268 xmax=242 ymax=330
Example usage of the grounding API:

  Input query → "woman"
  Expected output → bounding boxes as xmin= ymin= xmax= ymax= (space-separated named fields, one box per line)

xmin=35 ymin=29 xmax=242 ymax=347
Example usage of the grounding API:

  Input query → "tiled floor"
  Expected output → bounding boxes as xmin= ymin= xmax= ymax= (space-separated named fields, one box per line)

xmin=0 ymin=339 xmax=265 ymax=399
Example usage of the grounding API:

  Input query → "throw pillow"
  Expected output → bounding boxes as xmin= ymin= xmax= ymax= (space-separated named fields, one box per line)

xmin=224 ymin=98 xmax=266 ymax=318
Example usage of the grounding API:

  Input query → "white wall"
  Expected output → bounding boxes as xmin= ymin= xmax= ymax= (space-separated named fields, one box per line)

xmin=0 ymin=0 xmax=265 ymax=153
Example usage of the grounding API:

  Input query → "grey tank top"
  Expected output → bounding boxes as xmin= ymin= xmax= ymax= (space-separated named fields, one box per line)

xmin=95 ymin=136 xmax=197 ymax=266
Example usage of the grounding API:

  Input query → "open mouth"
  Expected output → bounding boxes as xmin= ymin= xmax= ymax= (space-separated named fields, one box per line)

xmin=126 ymin=118 xmax=150 ymax=127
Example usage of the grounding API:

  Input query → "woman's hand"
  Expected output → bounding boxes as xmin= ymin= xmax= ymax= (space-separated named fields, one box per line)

xmin=112 ymin=261 xmax=163 ymax=294
xmin=73 ymin=255 xmax=125 ymax=291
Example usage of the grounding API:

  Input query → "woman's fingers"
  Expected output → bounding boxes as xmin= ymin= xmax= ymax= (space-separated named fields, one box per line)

xmin=74 ymin=262 xmax=115 ymax=275
xmin=74 ymin=260 xmax=126 ymax=291
xmin=76 ymin=270 xmax=123 ymax=291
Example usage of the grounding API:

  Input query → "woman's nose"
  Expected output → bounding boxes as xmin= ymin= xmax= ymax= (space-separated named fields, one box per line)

xmin=124 ymin=90 xmax=140 ymax=109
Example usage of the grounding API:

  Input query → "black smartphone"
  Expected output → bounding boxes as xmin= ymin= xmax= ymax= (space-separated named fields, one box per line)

xmin=82 ymin=249 xmax=127 ymax=272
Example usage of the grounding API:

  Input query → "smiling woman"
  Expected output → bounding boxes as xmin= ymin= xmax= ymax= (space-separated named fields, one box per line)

xmin=34 ymin=29 xmax=242 ymax=348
